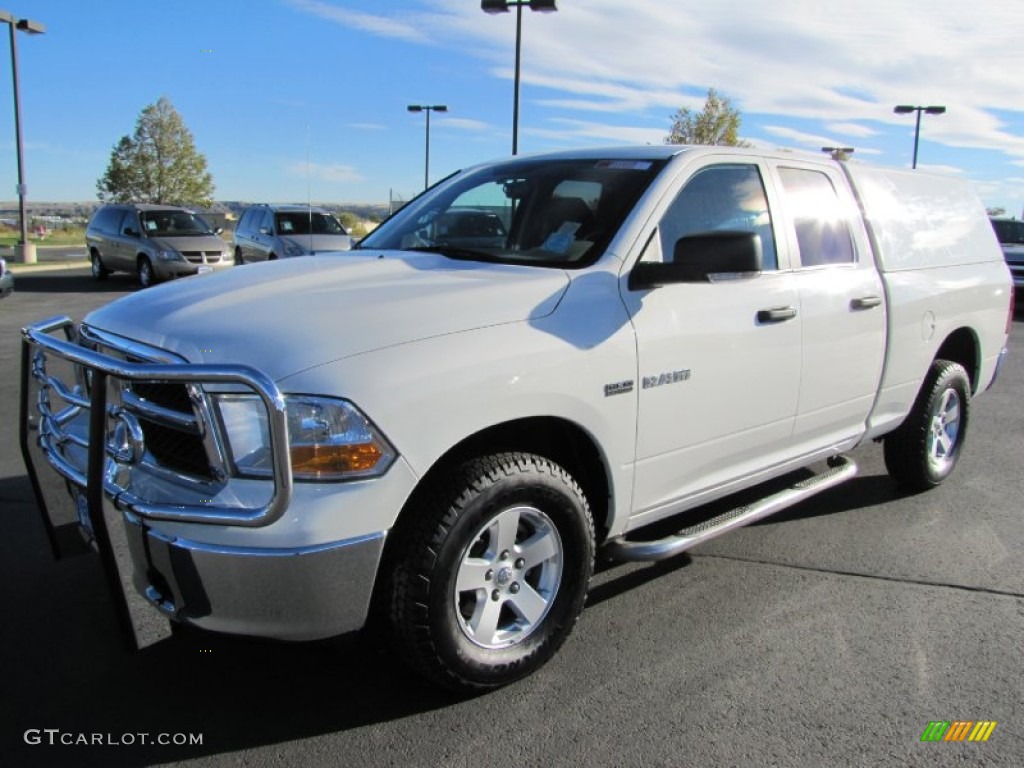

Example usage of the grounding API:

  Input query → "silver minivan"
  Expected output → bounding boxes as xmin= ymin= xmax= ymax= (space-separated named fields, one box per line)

xmin=233 ymin=204 xmax=352 ymax=263
xmin=87 ymin=204 xmax=234 ymax=287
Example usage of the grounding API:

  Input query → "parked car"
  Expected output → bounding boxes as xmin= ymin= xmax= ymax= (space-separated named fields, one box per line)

xmin=990 ymin=217 xmax=1024 ymax=293
xmin=22 ymin=146 xmax=1012 ymax=691
xmin=233 ymin=204 xmax=352 ymax=263
xmin=86 ymin=204 xmax=234 ymax=287
xmin=428 ymin=208 xmax=508 ymax=248
xmin=0 ymin=256 xmax=13 ymax=298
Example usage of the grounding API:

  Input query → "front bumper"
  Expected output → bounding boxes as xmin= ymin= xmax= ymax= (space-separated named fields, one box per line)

xmin=154 ymin=260 xmax=234 ymax=280
xmin=19 ymin=316 xmax=392 ymax=647
xmin=126 ymin=514 xmax=384 ymax=640
xmin=0 ymin=270 xmax=13 ymax=298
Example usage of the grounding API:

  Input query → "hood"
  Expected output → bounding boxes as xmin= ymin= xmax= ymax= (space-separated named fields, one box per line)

xmin=84 ymin=251 xmax=570 ymax=380
xmin=280 ymin=234 xmax=352 ymax=253
xmin=151 ymin=233 xmax=229 ymax=252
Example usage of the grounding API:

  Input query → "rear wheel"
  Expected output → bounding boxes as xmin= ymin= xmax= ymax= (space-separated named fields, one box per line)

xmin=137 ymin=256 xmax=156 ymax=288
xmin=387 ymin=452 xmax=595 ymax=691
xmin=90 ymin=251 xmax=109 ymax=280
xmin=884 ymin=360 xmax=971 ymax=492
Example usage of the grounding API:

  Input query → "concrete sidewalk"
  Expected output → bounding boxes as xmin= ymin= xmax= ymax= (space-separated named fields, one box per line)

xmin=1 ymin=244 xmax=89 ymax=273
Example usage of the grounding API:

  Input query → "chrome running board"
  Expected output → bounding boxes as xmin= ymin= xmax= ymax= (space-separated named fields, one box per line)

xmin=604 ymin=455 xmax=857 ymax=562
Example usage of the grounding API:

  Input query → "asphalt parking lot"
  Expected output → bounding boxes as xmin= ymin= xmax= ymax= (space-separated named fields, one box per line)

xmin=1 ymin=268 xmax=1022 ymax=767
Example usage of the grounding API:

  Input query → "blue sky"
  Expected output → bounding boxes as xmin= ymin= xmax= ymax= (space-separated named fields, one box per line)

xmin=4 ymin=0 xmax=1024 ymax=214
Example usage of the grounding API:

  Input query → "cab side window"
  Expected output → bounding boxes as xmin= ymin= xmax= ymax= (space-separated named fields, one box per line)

xmin=659 ymin=164 xmax=777 ymax=270
xmin=778 ymin=167 xmax=855 ymax=267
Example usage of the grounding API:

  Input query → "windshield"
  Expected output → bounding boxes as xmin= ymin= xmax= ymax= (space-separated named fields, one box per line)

xmin=275 ymin=211 xmax=348 ymax=236
xmin=140 ymin=210 xmax=214 ymax=237
xmin=359 ymin=156 xmax=668 ymax=267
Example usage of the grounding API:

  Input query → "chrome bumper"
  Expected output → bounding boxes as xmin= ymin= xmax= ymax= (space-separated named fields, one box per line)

xmin=126 ymin=515 xmax=384 ymax=640
xmin=19 ymin=316 xmax=319 ymax=649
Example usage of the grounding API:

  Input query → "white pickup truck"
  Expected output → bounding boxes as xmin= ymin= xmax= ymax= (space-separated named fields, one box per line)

xmin=21 ymin=146 xmax=1012 ymax=691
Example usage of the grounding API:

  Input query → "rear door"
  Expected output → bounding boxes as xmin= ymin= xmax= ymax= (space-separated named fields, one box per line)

xmin=768 ymin=160 xmax=886 ymax=452
xmin=623 ymin=159 xmax=801 ymax=520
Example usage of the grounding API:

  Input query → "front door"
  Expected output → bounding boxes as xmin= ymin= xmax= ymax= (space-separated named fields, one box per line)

xmin=623 ymin=160 xmax=801 ymax=521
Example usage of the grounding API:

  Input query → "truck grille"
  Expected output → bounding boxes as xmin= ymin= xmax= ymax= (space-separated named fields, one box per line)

xmin=22 ymin=316 xmax=292 ymax=527
xmin=125 ymin=381 xmax=214 ymax=480
xmin=79 ymin=328 xmax=221 ymax=482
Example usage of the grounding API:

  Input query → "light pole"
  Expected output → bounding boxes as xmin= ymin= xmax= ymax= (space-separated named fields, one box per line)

xmin=407 ymin=104 xmax=447 ymax=190
xmin=893 ymin=105 xmax=946 ymax=169
xmin=0 ymin=10 xmax=45 ymax=264
xmin=481 ymin=0 xmax=557 ymax=155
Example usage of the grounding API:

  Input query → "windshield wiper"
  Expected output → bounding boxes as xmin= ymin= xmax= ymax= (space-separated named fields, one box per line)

xmin=404 ymin=245 xmax=500 ymax=263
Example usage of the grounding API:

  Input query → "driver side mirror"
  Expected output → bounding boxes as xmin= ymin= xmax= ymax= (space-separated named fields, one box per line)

xmin=629 ymin=230 xmax=762 ymax=290
xmin=123 ymin=227 xmax=139 ymax=238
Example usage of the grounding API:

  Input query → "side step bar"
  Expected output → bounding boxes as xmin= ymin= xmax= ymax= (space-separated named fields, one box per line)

xmin=604 ymin=455 xmax=857 ymax=562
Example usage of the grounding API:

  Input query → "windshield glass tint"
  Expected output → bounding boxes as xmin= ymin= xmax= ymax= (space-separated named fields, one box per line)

xmin=275 ymin=212 xmax=347 ymax=236
xmin=360 ymin=157 xmax=668 ymax=267
xmin=140 ymin=211 xmax=212 ymax=237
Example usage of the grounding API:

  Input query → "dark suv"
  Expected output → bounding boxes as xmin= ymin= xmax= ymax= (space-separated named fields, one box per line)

xmin=233 ymin=204 xmax=352 ymax=263
xmin=86 ymin=204 xmax=233 ymax=287
xmin=990 ymin=218 xmax=1024 ymax=292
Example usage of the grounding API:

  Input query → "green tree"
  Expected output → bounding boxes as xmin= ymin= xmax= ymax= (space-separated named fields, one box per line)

xmin=666 ymin=88 xmax=750 ymax=147
xmin=97 ymin=97 xmax=215 ymax=205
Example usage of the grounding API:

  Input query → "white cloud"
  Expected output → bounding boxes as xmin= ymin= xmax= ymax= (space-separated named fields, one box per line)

xmin=435 ymin=117 xmax=493 ymax=132
xmin=286 ymin=0 xmax=431 ymax=43
xmin=290 ymin=0 xmax=1024 ymax=171
xmin=827 ymin=123 xmax=878 ymax=139
xmin=529 ymin=119 xmax=665 ymax=147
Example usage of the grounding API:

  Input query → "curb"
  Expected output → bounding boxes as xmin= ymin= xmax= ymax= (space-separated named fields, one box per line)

xmin=7 ymin=261 xmax=91 ymax=274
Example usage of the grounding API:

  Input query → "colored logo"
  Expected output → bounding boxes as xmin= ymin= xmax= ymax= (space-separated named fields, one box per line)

xmin=920 ymin=721 xmax=997 ymax=742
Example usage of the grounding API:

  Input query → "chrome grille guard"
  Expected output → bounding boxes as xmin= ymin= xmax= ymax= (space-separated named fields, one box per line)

xmin=20 ymin=315 xmax=294 ymax=543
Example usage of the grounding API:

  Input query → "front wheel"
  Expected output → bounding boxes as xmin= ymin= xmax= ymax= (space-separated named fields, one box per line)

xmin=235 ymin=246 xmax=244 ymax=265
xmin=137 ymin=256 xmax=156 ymax=288
xmin=884 ymin=360 xmax=971 ymax=493
xmin=387 ymin=453 xmax=595 ymax=691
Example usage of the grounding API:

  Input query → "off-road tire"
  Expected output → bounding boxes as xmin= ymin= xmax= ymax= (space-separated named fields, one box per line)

xmin=884 ymin=360 xmax=971 ymax=493
xmin=387 ymin=452 xmax=595 ymax=691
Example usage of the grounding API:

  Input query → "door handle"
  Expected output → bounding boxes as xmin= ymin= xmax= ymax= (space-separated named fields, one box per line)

xmin=757 ymin=306 xmax=797 ymax=323
xmin=850 ymin=295 xmax=882 ymax=310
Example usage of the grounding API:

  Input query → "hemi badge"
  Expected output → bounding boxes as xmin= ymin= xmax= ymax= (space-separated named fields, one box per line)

xmin=604 ymin=380 xmax=634 ymax=397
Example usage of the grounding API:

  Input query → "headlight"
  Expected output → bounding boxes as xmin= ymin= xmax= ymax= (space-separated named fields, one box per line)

xmin=156 ymin=248 xmax=182 ymax=261
xmin=214 ymin=394 xmax=396 ymax=481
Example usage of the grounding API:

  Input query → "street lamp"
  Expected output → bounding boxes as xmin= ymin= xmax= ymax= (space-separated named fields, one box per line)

xmin=481 ymin=0 xmax=557 ymax=155
xmin=407 ymin=104 xmax=447 ymax=190
xmin=0 ymin=10 xmax=45 ymax=264
xmin=893 ymin=105 xmax=946 ymax=169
